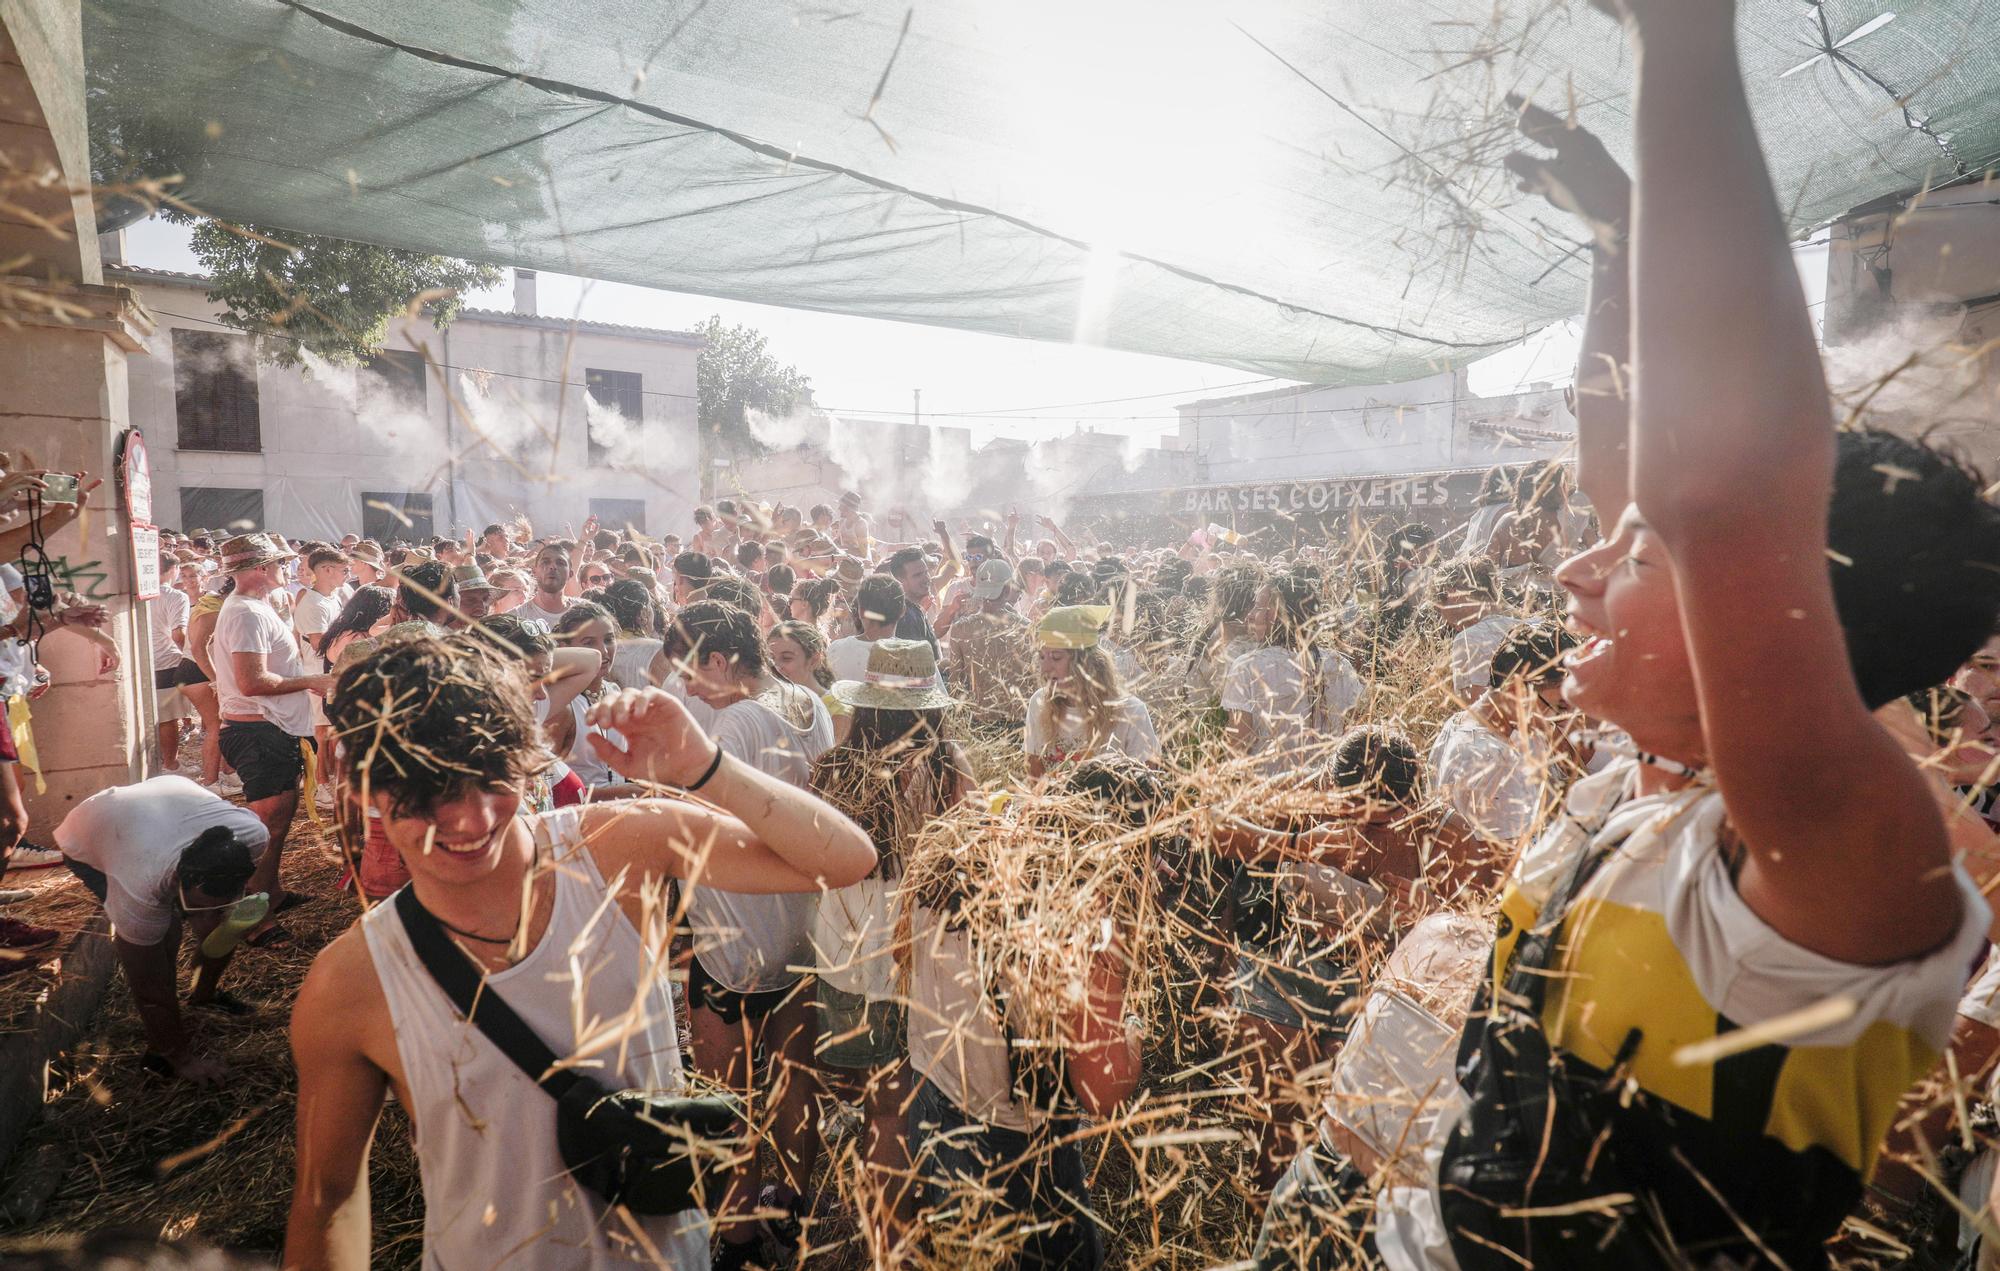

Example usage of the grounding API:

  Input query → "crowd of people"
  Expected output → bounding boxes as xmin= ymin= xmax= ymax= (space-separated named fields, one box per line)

xmin=10 ymin=5 xmax=2000 ymax=1269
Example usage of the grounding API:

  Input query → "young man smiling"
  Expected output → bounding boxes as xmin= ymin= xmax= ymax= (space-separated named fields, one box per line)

xmin=1268 ymin=4 xmax=2000 ymax=1267
xmin=284 ymin=633 xmax=873 ymax=1270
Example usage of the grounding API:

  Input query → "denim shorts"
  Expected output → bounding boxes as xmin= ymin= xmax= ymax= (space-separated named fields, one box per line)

xmin=907 ymin=1077 xmax=1101 ymax=1270
xmin=815 ymin=980 xmax=905 ymax=1071
xmin=1232 ymin=947 xmax=1357 ymax=1043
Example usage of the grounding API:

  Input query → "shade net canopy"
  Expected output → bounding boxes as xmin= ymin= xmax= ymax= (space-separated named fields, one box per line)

xmin=84 ymin=0 xmax=2000 ymax=385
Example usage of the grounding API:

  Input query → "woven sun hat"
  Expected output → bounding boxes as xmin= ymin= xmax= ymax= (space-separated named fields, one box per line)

xmin=218 ymin=532 xmax=298 ymax=573
xmin=349 ymin=542 xmax=386 ymax=568
xmin=1035 ymin=604 xmax=1113 ymax=650
xmin=971 ymin=557 xmax=1014 ymax=602
xmin=830 ymin=638 xmax=957 ymax=711
xmin=450 ymin=562 xmax=499 ymax=593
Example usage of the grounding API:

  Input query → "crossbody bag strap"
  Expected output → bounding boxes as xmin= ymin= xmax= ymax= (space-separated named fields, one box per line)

xmin=393 ymin=885 xmax=585 ymax=1103
xmin=1502 ymin=770 xmax=1642 ymax=1014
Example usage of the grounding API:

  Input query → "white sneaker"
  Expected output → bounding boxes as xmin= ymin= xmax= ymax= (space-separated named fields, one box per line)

xmin=6 ymin=843 xmax=64 ymax=871
xmin=313 ymin=786 xmax=337 ymax=812
xmin=0 ymin=888 xmax=30 ymax=905
xmin=213 ymin=773 xmax=244 ymax=796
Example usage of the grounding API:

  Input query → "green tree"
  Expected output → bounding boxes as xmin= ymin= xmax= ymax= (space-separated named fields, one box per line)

xmin=165 ymin=211 xmax=502 ymax=368
xmin=694 ymin=315 xmax=814 ymax=484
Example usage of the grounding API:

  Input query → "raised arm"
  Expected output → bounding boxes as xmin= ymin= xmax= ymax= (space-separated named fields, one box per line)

xmin=1612 ymin=0 xmax=1956 ymax=961
xmin=583 ymin=687 xmax=876 ymax=891
xmin=1506 ymin=102 xmax=1633 ymax=522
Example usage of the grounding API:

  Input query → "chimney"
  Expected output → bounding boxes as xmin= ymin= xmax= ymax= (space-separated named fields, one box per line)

xmin=513 ymin=268 xmax=538 ymax=316
xmin=98 ymin=229 xmax=126 ymax=266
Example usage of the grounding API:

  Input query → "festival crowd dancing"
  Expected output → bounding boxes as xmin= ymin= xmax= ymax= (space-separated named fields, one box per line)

xmin=10 ymin=2 xmax=2000 ymax=1269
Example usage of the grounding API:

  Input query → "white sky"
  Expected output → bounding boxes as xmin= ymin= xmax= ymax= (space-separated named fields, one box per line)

xmin=121 ymin=216 xmax=1823 ymax=446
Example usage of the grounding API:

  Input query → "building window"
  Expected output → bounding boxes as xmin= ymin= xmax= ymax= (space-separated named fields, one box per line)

xmin=179 ymin=485 xmax=265 ymax=535
xmin=363 ymin=348 xmax=427 ymax=414
xmin=589 ymin=498 xmax=647 ymax=535
xmin=584 ymin=368 xmax=643 ymax=468
xmin=172 ymin=330 xmax=262 ymax=452
xmin=362 ymin=491 xmax=434 ymax=544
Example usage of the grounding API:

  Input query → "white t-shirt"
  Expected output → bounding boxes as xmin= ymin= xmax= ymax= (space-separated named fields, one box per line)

xmin=826 ymin=635 xmax=875 ymax=684
xmin=54 ymin=775 xmax=269 ymax=946
xmin=0 ymin=563 xmax=33 ymax=697
xmin=515 ymin=597 xmax=571 ymax=627
xmin=1219 ymin=645 xmax=1365 ymax=778
xmin=611 ymin=637 xmax=662 ymax=691
xmin=1022 ymin=686 xmax=1161 ymax=769
xmin=1428 ymin=709 xmax=1541 ymax=846
xmin=1448 ymin=615 xmax=1517 ymax=700
xmin=211 ymin=592 xmax=317 ymax=736
xmin=684 ymin=683 xmax=834 ymax=992
xmin=150 ymin=586 xmax=191 ymax=670
xmin=292 ymin=587 xmax=345 ymax=673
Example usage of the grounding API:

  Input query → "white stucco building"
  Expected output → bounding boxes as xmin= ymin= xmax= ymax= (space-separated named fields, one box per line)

xmin=106 ymin=264 xmax=703 ymax=542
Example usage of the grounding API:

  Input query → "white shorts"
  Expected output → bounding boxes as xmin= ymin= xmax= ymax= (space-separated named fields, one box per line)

xmin=156 ymin=686 xmax=196 ymax=722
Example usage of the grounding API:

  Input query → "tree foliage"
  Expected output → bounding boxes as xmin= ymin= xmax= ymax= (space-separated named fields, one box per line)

xmin=165 ymin=211 xmax=502 ymax=368
xmin=694 ymin=315 xmax=814 ymax=462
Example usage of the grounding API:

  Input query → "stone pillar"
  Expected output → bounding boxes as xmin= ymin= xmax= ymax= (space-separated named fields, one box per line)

xmin=0 ymin=0 xmax=155 ymax=826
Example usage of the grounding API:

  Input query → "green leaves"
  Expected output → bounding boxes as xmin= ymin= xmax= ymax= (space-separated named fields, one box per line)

xmin=169 ymin=212 xmax=502 ymax=369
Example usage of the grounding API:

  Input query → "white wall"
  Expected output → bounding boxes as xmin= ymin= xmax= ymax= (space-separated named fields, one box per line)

xmin=1173 ymin=368 xmax=1573 ymax=486
xmin=118 ymin=274 xmax=701 ymax=541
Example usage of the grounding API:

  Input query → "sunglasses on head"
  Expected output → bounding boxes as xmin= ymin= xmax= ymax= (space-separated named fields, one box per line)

xmin=583 ymin=572 xmax=610 ymax=585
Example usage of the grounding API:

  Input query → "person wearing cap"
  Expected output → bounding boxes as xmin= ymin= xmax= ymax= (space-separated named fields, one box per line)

xmin=448 ymin=562 xmax=501 ymax=623
xmin=54 ymin=775 xmax=267 ymax=1084
xmin=209 ymin=533 xmax=336 ymax=944
xmin=1024 ymin=605 xmax=1160 ymax=780
xmin=943 ymin=558 xmax=1037 ymax=736
xmin=834 ymin=491 xmax=871 ymax=559
xmin=932 ymin=534 xmax=999 ymax=641
xmin=810 ymin=638 xmax=975 ymax=1249
xmin=292 ymin=546 xmax=353 ymax=814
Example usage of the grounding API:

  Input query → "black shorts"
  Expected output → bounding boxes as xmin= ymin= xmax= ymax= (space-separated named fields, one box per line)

xmin=687 ymin=955 xmax=803 ymax=1026
xmin=65 ymin=857 xmax=109 ymax=903
xmin=174 ymin=660 xmax=209 ymax=687
xmin=220 ymin=719 xmax=305 ymax=802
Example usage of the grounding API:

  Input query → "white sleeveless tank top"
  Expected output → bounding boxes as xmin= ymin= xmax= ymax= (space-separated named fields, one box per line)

xmin=362 ymin=809 xmax=708 ymax=1269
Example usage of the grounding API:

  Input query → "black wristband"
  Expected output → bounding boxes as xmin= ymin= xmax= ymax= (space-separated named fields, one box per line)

xmin=681 ymin=744 xmax=724 ymax=792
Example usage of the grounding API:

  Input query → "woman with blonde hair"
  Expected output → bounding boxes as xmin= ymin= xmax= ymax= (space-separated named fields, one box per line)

xmin=1024 ymin=605 xmax=1160 ymax=779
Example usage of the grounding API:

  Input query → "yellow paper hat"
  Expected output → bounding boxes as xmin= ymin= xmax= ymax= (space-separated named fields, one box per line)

xmin=1036 ymin=604 xmax=1113 ymax=649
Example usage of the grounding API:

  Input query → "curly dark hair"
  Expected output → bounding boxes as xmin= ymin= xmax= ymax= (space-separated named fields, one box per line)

xmin=329 ymin=632 xmax=547 ymax=818
xmin=1829 ymin=429 xmax=2000 ymax=707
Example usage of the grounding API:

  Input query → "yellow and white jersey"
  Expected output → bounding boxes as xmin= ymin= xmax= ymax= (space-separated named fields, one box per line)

xmin=1495 ymin=761 xmax=1986 ymax=1179
xmin=1376 ymin=760 xmax=1988 ymax=1271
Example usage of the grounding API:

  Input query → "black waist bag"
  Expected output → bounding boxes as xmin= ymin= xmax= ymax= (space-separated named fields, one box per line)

xmin=1436 ymin=840 xmax=1671 ymax=1271
xmin=396 ymin=887 xmax=743 ymax=1215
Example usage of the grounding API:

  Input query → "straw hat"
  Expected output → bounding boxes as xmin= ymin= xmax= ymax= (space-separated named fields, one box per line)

xmin=349 ymin=542 xmax=386 ymax=569
xmin=218 ymin=532 xmax=297 ymax=573
xmin=1035 ymin=604 xmax=1113 ymax=650
xmin=830 ymin=638 xmax=956 ymax=711
xmin=451 ymin=562 xmax=499 ymax=593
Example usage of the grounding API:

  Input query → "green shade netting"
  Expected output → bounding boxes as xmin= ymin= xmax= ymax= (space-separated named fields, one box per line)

xmin=83 ymin=0 xmax=2000 ymax=384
